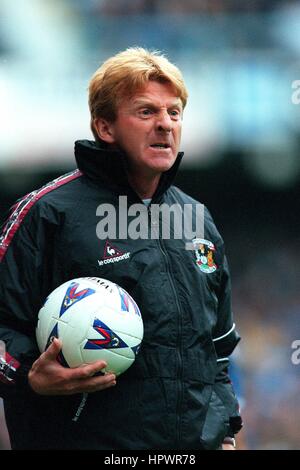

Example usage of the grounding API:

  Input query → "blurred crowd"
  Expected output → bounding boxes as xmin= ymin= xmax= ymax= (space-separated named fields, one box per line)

xmin=70 ymin=0 xmax=293 ymax=15
xmin=229 ymin=236 xmax=300 ymax=449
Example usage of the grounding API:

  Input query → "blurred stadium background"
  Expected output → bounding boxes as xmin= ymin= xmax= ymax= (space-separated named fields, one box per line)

xmin=0 ymin=0 xmax=300 ymax=450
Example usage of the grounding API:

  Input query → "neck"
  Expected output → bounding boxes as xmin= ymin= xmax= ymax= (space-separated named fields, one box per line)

xmin=127 ymin=172 xmax=161 ymax=199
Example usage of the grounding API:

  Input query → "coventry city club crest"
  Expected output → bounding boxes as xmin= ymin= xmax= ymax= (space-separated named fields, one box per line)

xmin=192 ymin=238 xmax=217 ymax=274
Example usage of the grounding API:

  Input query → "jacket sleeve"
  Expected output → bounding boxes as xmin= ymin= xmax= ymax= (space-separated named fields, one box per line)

xmin=212 ymin=254 xmax=243 ymax=436
xmin=0 ymin=200 xmax=58 ymax=398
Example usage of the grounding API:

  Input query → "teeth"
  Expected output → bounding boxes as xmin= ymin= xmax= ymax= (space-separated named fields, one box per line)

xmin=151 ymin=144 xmax=168 ymax=148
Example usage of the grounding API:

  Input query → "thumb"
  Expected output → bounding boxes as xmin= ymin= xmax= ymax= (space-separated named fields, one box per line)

xmin=44 ymin=337 xmax=62 ymax=360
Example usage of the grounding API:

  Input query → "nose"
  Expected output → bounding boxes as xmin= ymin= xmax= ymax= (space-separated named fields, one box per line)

xmin=156 ymin=110 xmax=172 ymax=132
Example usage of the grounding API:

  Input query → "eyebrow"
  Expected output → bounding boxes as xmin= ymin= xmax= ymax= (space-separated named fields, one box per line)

xmin=132 ymin=98 xmax=182 ymax=109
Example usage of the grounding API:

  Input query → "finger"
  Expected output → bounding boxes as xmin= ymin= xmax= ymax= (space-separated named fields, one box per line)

xmin=43 ymin=337 xmax=62 ymax=360
xmin=81 ymin=360 xmax=109 ymax=376
xmin=32 ymin=338 xmax=63 ymax=371
xmin=90 ymin=372 xmax=116 ymax=387
xmin=88 ymin=377 xmax=117 ymax=393
xmin=70 ymin=360 xmax=108 ymax=380
xmin=75 ymin=373 xmax=117 ymax=394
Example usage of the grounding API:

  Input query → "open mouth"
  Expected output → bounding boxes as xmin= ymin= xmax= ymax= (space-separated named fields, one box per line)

xmin=150 ymin=143 xmax=170 ymax=149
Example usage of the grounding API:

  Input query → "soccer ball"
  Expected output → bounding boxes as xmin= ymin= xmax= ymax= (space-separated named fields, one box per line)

xmin=36 ymin=277 xmax=143 ymax=376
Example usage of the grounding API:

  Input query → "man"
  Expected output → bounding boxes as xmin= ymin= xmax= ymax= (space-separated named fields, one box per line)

xmin=0 ymin=48 xmax=242 ymax=449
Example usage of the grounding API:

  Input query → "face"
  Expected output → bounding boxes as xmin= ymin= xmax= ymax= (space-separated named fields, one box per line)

xmin=96 ymin=81 xmax=183 ymax=178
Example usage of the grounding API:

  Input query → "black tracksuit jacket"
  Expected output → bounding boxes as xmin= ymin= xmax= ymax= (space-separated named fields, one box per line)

xmin=0 ymin=140 xmax=242 ymax=449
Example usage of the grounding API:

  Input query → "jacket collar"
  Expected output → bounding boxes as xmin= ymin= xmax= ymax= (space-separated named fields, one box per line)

xmin=74 ymin=139 xmax=184 ymax=202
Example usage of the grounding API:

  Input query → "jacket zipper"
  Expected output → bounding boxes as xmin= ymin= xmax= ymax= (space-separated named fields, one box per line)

xmin=149 ymin=205 xmax=184 ymax=449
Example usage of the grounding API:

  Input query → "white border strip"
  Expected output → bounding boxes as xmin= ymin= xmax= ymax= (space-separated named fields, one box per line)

xmin=213 ymin=323 xmax=235 ymax=342
xmin=216 ymin=357 xmax=229 ymax=362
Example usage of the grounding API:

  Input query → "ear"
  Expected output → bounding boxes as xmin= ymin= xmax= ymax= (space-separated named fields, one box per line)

xmin=93 ymin=118 xmax=116 ymax=144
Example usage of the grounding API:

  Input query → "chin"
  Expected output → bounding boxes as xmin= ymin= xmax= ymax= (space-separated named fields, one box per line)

xmin=151 ymin=157 xmax=177 ymax=173
xmin=160 ymin=164 xmax=174 ymax=173
xmin=147 ymin=163 xmax=172 ymax=174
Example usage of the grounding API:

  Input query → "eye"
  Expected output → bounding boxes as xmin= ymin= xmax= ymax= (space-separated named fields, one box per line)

xmin=139 ymin=108 xmax=153 ymax=117
xmin=169 ymin=109 xmax=181 ymax=119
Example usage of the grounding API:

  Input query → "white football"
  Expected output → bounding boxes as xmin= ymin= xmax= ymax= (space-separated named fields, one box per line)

xmin=36 ymin=277 xmax=143 ymax=376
